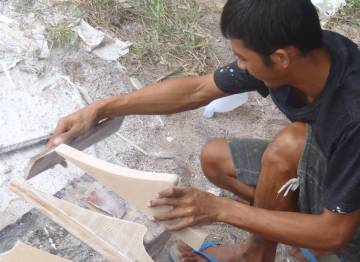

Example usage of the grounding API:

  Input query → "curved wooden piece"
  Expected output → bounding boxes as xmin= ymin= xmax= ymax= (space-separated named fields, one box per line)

xmin=9 ymin=180 xmax=153 ymax=262
xmin=55 ymin=144 xmax=208 ymax=249
xmin=0 ymin=241 xmax=69 ymax=262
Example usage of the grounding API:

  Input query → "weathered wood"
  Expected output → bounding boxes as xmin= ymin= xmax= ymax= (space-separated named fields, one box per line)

xmin=24 ymin=117 xmax=124 ymax=180
xmin=55 ymin=144 xmax=208 ymax=249
xmin=9 ymin=180 xmax=153 ymax=262
xmin=0 ymin=241 xmax=69 ymax=262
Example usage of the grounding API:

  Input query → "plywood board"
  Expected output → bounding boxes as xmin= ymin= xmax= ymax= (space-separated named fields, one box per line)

xmin=0 ymin=241 xmax=69 ymax=262
xmin=55 ymin=144 xmax=207 ymax=249
xmin=9 ymin=180 xmax=153 ymax=262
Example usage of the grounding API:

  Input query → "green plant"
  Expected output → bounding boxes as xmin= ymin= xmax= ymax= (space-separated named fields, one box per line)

xmin=48 ymin=24 xmax=79 ymax=48
xmin=347 ymin=0 xmax=360 ymax=9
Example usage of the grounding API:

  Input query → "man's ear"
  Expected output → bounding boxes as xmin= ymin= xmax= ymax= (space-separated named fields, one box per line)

xmin=270 ymin=48 xmax=294 ymax=69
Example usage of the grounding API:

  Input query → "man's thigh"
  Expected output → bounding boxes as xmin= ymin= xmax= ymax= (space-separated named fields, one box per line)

xmin=228 ymin=137 xmax=269 ymax=187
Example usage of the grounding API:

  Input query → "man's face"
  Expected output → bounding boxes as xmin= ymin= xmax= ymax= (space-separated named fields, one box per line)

xmin=230 ymin=38 xmax=289 ymax=88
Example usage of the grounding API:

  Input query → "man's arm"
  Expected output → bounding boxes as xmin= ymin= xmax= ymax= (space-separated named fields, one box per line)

xmin=48 ymin=74 xmax=226 ymax=147
xmin=150 ymin=187 xmax=360 ymax=252
xmin=98 ymin=74 xmax=226 ymax=117
xmin=219 ymin=197 xmax=360 ymax=251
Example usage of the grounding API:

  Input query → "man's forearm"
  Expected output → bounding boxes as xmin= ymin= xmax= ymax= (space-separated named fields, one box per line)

xmin=94 ymin=74 xmax=225 ymax=119
xmin=217 ymin=198 xmax=356 ymax=251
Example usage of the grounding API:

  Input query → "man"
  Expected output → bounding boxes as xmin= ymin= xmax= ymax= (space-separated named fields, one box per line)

xmin=49 ymin=0 xmax=360 ymax=261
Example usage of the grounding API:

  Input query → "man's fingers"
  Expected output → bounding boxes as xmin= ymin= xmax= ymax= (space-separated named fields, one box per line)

xmin=153 ymin=207 xmax=193 ymax=221
xmin=57 ymin=126 xmax=82 ymax=144
xmin=47 ymin=127 xmax=79 ymax=149
xmin=52 ymin=119 xmax=71 ymax=139
xmin=149 ymin=197 xmax=178 ymax=207
xmin=166 ymin=217 xmax=195 ymax=231
xmin=158 ymin=187 xmax=186 ymax=198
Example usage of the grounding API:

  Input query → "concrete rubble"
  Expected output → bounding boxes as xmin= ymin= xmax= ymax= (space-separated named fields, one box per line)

xmin=73 ymin=19 xmax=132 ymax=61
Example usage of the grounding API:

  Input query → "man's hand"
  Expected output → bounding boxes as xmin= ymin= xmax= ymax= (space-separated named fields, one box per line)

xmin=47 ymin=102 xmax=101 ymax=149
xmin=149 ymin=187 xmax=223 ymax=231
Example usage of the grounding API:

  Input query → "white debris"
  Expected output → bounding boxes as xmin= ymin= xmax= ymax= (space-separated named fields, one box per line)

xmin=93 ymin=38 xmax=132 ymax=61
xmin=0 ymin=60 xmax=18 ymax=89
xmin=130 ymin=77 xmax=144 ymax=90
xmin=32 ymin=28 xmax=51 ymax=59
xmin=44 ymin=227 xmax=57 ymax=250
xmin=166 ymin=137 xmax=175 ymax=143
xmin=203 ymin=93 xmax=249 ymax=118
xmin=311 ymin=0 xmax=346 ymax=16
xmin=0 ymin=23 xmax=38 ymax=57
xmin=73 ymin=19 xmax=131 ymax=61
xmin=73 ymin=20 xmax=105 ymax=51
xmin=207 ymin=187 xmax=222 ymax=196
xmin=0 ymin=58 xmax=21 ymax=73
xmin=0 ymin=14 xmax=15 ymax=25
xmin=0 ymin=163 xmax=12 ymax=175
xmin=116 ymin=133 xmax=175 ymax=159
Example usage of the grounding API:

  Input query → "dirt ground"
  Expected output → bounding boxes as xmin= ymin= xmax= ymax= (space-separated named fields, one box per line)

xmin=0 ymin=0 xmax=359 ymax=261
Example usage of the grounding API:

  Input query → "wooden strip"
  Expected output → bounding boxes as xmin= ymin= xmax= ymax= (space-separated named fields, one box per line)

xmin=55 ymin=144 xmax=208 ymax=249
xmin=0 ymin=241 xmax=69 ymax=262
xmin=9 ymin=180 xmax=153 ymax=262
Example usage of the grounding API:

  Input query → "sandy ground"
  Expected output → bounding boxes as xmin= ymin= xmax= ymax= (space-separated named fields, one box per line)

xmin=0 ymin=0 xmax=359 ymax=261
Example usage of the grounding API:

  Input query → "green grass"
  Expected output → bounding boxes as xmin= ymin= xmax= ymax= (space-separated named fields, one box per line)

xmin=69 ymin=0 xmax=218 ymax=74
xmin=347 ymin=0 xmax=360 ymax=9
xmin=71 ymin=0 xmax=125 ymax=31
xmin=126 ymin=0 xmax=217 ymax=74
xmin=325 ymin=0 xmax=360 ymax=30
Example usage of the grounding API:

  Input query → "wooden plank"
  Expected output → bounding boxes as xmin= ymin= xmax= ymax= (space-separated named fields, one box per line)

xmin=24 ymin=117 xmax=124 ymax=180
xmin=0 ymin=241 xmax=69 ymax=262
xmin=9 ymin=180 xmax=153 ymax=262
xmin=55 ymin=144 xmax=208 ymax=249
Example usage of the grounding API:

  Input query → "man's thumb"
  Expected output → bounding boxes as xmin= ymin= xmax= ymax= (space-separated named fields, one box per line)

xmin=53 ymin=130 xmax=76 ymax=146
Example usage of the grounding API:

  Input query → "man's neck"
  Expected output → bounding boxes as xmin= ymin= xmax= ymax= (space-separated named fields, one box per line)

xmin=289 ymin=48 xmax=331 ymax=103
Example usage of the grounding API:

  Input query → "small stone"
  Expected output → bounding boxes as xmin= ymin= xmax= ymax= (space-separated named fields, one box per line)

xmin=110 ymin=12 xmax=124 ymax=28
xmin=0 ymin=163 xmax=12 ymax=174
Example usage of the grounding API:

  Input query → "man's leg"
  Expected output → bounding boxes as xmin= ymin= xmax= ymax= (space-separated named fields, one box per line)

xmin=246 ymin=122 xmax=306 ymax=261
xmin=200 ymin=137 xmax=257 ymax=202
xmin=178 ymin=122 xmax=307 ymax=262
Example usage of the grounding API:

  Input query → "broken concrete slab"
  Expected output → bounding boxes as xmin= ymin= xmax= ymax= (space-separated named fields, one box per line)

xmin=73 ymin=19 xmax=132 ymax=61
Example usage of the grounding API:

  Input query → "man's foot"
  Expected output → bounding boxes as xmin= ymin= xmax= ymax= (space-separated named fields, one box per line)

xmin=287 ymin=246 xmax=333 ymax=262
xmin=171 ymin=236 xmax=277 ymax=262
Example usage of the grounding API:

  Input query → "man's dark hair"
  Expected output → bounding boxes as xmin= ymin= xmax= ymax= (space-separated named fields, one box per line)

xmin=221 ymin=0 xmax=323 ymax=64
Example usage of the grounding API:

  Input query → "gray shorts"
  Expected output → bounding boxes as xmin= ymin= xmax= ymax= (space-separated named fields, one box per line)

xmin=228 ymin=125 xmax=358 ymax=261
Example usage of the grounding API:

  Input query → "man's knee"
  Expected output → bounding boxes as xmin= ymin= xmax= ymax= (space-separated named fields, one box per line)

xmin=262 ymin=122 xmax=307 ymax=174
xmin=200 ymin=138 xmax=234 ymax=181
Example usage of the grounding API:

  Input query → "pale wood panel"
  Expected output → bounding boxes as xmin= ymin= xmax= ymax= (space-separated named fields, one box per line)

xmin=55 ymin=144 xmax=207 ymax=249
xmin=9 ymin=180 xmax=153 ymax=262
xmin=0 ymin=241 xmax=69 ymax=262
